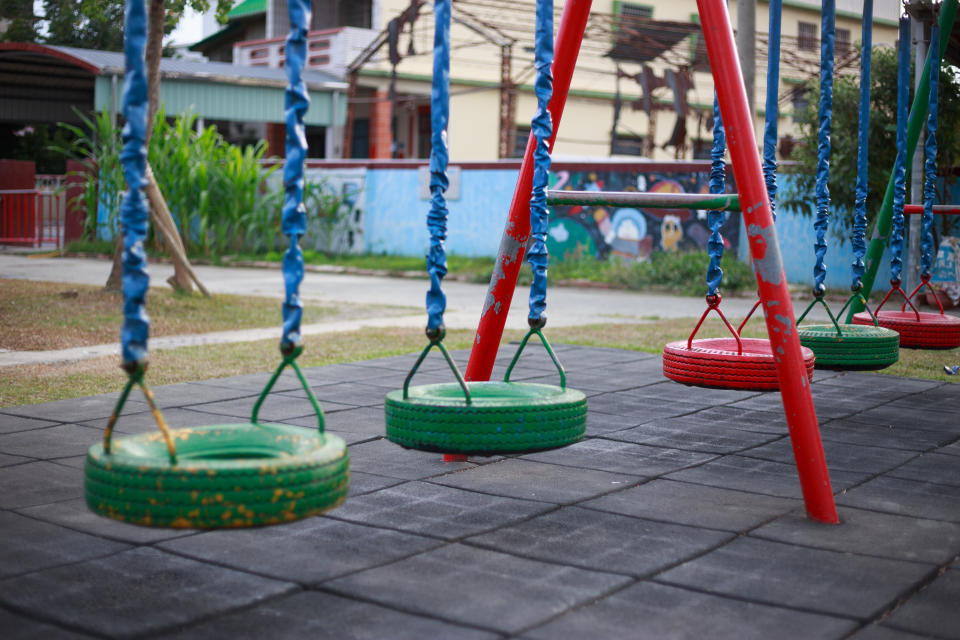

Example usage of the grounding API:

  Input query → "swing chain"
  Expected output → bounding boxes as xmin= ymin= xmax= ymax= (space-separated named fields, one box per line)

xmin=104 ymin=361 xmax=178 ymax=464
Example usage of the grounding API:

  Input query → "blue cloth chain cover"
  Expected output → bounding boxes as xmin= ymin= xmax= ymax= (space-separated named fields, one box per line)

xmin=850 ymin=0 xmax=873 ymax=289
xmin=706 ymin=96 xmax=726 ymax=296
xmin=280 ymin=0 xmax=311 ymax=348
xmin=119 ymin=0 xmax=150 ymax=366
xmin=889 ymin=15 xmax=911 ymax=282
xmin=425 ymin=0 xmax=451 ymax=331
xmin=526 ymin=0 xmax=555 ymax=323
xmin=921 ymin=25 xmax=940 ymax=277
xmin=812 ymin=0 xmax=835 ymax=294
xmin=762 ymin=0 xmax=782 ymax=221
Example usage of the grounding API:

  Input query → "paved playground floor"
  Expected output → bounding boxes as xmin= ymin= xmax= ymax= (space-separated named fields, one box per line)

xmin=1 ymin=344 xmax=958 ymax=639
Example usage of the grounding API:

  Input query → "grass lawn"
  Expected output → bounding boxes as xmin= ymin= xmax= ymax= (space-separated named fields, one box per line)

xmin=2 ymin=316 xmax=956 ymax=407
xmin=0 ymin=278 xmax=413 ymax=351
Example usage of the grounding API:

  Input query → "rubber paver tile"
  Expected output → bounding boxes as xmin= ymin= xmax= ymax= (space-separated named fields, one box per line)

xmin=843 ymin=404 xmax=960 ymax=431
xmin=17 ymin=498 xmax=196 ymax=545
xmin=815 ymin=374 xmax=938 ymax=394
xmin=468 ymin=506 xmax=733 ymax=577
xmin=331 ymin=481 xmax=553 ymax=541
xmin=346 ymin=470 xmax=405 ymax=496
xmin=665 ymin=455 xmax=870 ymax=499
xmin=631 ymin=382 xmax=763 ymax=405
xmin=281 ymin=382 xmax=389 ymax=407
xmin=346 ymin=438 xmax=475 ymax=480
xmin=145 ymin=382 xmax=256 ymax=407
xmin=817 ymin=419 xmax=955 ymax=452
xmin=0 ymin=413 xmax=60 ymax=434
xmin=0 ymin=511 xmax=129 ymax=579
xmin=584 ymin=410 xmax=646 ymax=435
xmin=325 ymin=543 xmax=630 ymax=635
xmin=186 ymin=395 xmax=353 ymax=421
xmin=78 ymin=407 xmax=244 ymax=435
xmin=876 ymin=566 xmax=960 ymax=640
xmin=580 ymin=479 xmax=800 ymax=532
xmin=886 ymin=453 xmax=960 ymax=488
xmin=0 ymin=607 xmax=95 ymax=639
xmin=752 ymin=507 xmax=960 ymax=564
xmin=742 ymin=438 xmax=918 ymax=475
xmin=604 ymin=420 xmax=783 ymax=455
xmin=520 ymin=438 xmax=715 ymax=476
xmin=159 ymin=518 xmax=442 ymax=584
xmin=680 ymin=406 xmax=790 ymax=434
xmin=163 ymin=591 xmax=498 ymax=640
xmin=0 ymin=424 xmax=102 ymax=460
xmin=193 ymin=372 xmax=301 ymax=393
xmin=847 ymin=625 xmax=933 ymax=639
xmin=838 ymin=475 xmax=960 ymax=522
xmin=0 ymin=453 xmax=32 ymax=467
xmin=0 ymin=547 xmax=295 ymax=639
xmin=430 ymin=458 xmax=641 ymax=504
xmin=588 ymin=392 xmax=704 ymax=419
xmin=0 ymin=461 xmax=83 ymax=509
xmin=656 ymin=537 xmax=933 ymax=619
xmin=0 ymin=395 xmax=147 ymax=424
xmin=523 ymin=581 xmax=857 ymax=640
xmin=939 ymin=440 xmax=960 ymax=457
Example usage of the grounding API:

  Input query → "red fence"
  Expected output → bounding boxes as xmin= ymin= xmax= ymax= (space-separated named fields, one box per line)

xmin=0 ymin=189 xmax=64 ymax=248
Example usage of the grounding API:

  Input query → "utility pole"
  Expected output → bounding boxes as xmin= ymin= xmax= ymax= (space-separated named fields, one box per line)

xmin=737 ymin=0 xmax=756 ymax=117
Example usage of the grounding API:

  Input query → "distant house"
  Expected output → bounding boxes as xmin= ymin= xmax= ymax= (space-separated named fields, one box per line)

xmin=0 ymin=42 xmax=346 ymax=157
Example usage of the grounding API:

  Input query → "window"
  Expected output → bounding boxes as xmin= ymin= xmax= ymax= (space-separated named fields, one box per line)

xmin=791 ymin=86 xmax=810 ymax=114
xmin=836 ymin=28 xmax=851 ymax=56
xmin=512 ymin=126 xmax=531 ymax=158
xmin=692 ymin=139 xmax=712 ymax=160
xmin=619 ymin=3 xmax=653 ymax=19
xmin=611 ymin=134 xmax=646 ymax=156
xmin=798 ymin=22 xmax=817 ymax=51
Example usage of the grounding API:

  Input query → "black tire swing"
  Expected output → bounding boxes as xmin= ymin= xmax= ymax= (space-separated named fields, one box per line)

xmin=85 ymin=0 xmax=348 ymax=529
xmin=795 ymin=0 xmax=899 ymax=369
xmin=851 ymin=14 xmax=960 ymax=349
xmin=385 ymin=0 xmax=586 ymax=454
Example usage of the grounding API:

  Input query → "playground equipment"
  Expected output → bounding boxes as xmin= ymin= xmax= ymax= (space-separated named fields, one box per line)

xmin=852 ymin=13 xmax=960 ymax=348
xmin=795 ymin=0 xmax=900 ymax=369
xmin=462 ymin=0 xmax=837 ymax=523
xmin=384 ymin=0 xmax=587 ymax=455
xmin=83 ymin=0 xmax=348 ymax=528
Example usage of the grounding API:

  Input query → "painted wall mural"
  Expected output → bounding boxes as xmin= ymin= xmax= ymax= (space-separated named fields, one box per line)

xmin=546 ymin=167 xmax=741 ymax=262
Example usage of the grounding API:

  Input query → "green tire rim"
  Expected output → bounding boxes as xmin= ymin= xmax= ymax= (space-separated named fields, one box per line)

xmin=85 ymin=423 xmax=349 ymax=528
xmin=385 ymin=381 xmax=587 ymax=454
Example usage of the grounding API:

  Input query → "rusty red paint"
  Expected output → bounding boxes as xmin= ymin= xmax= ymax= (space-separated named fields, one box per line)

xmin=465 ymin=0 xmax=594 ymax=383
xmin=697 ymin=0 xmax=837 ymax=524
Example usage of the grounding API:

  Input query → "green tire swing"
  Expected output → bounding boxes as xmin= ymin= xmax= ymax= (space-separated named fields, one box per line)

xmin=84 ymin=0 xmax=348 ymax=529
xmin=795 ymin=0 xmax=899 ymax=370
xmin=384 ymin=0 xmax=586 ymax=455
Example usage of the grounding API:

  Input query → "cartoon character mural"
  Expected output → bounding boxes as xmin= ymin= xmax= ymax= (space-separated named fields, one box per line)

xmin=546 ymin=166 xmax=739 ymax=262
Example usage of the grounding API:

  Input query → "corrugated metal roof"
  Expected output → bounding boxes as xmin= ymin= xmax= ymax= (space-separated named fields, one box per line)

xmin=47 ymin=44 xmax=347 ymax=90
xmin=227 ymin=0 xmax=266 ymax=20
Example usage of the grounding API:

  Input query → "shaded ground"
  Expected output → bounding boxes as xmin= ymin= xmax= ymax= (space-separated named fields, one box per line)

xmin=0 ymin=345 xmax=958 ymax=639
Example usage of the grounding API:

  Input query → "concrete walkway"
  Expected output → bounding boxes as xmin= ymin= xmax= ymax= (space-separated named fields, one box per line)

xmin=0 ymin=345 xmax=958 ymax=638
xmin=1 ymin=255 xmax=834 ymax=367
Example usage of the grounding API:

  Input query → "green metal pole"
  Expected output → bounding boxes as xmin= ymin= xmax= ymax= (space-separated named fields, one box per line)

xmin=847 ymin=0 xmax=958 ymax=322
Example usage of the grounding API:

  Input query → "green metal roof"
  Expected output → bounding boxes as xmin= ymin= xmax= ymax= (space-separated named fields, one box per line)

xmin=227 ymin=0 xmax=266 ymax=20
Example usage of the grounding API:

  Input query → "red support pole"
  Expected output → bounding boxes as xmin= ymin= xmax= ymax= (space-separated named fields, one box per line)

xmin=697 ymin=0 xmax=838 ymax=523
xmin=464 ymin=0 xmax=593 ymax=383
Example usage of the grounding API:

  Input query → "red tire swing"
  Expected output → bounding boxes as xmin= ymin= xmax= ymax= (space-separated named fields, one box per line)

xmin=84 ymin=0 xmax=348 ymax=529
xmin=662 ymin=70 xmax=813 ymax=391
xmin=795 ymin=1 xmax=899 ymax=370
xmin=384 ymin=0 xmax=586 ymax=455
xmin=852 ymin=18 xmax=960 ymax=349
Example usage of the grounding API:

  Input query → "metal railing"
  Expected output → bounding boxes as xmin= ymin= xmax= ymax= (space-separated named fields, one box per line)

xmin=0 ymin=189 xmax=65 ymax=248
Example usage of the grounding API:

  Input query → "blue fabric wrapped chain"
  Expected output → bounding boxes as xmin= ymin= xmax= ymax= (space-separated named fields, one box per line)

xmin=425 ymin=0 xmax=451 ymax=331
xmin=850 ymin=0 xmax=873 ymax=290
xmin=280 ymin=0 xmax=312 ymax=348
xmin=812 ymin=0 xmax=835 ymax=295
xmin=705 ymin=97 xmax=725 ymax=296
xmin=526 ymin=0 xmax=554 ymax=323
xmin=921 ymin=25 xmax=940 ymax=278
xmin=889 ymin=15 xmax=911 ymax=283
xmin=119 ymin=0 xmax=150 ymax=366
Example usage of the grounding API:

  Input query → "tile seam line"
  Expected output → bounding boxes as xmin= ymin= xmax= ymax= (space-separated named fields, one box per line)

xmin=838 ymin=556 xmax=960 ymax=640
xmin=0 ymin=601 xmax=113 ymax=640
